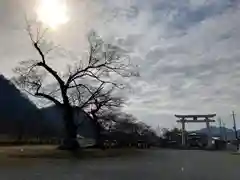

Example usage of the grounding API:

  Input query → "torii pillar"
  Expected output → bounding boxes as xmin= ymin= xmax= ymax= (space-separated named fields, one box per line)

xmin=180 ymin=118 xmax=186 ymax=146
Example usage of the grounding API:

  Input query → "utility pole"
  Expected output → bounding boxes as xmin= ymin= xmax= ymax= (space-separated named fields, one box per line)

xmin=232 ymin=111 xmax=238 ymax=140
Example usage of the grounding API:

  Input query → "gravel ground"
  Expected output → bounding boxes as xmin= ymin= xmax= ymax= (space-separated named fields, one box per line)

xmin=0 ymin=149 xmax=240 ymax=180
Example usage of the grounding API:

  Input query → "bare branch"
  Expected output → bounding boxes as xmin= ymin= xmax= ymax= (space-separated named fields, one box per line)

xmin=66 ymin=33 xmax=138 ymax=89
xmin=34 ymin=42 xmax=46 ymax=64
xmin=37 ymin=28 xmax=49 ymax=44
xmin=35 ymin=91 xmax=62 ymax=106
xmin=35 ymin=62 xmax=65 ymax=88
xmin=79 ymin=82 xmax=105 ymax=109
xmin=25 ymin=17 xmax=34 ymax=43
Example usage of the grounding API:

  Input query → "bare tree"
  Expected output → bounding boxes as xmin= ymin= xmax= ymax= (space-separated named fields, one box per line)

xmin=88 ymin=87 xmax=125 ymax=146
xmin=67 ymin=82 xmax=126 ymax=147
xmin=13 ymin=24 xmax=137 ymax=150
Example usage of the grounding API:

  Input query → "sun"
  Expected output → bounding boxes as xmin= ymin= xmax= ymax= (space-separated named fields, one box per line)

xmin=36 ymin=0 xmax=69 ymax=29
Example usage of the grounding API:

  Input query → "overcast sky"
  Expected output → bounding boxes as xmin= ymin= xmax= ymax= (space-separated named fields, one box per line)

xmin=1 ymin=0 xmax=240 ymax=130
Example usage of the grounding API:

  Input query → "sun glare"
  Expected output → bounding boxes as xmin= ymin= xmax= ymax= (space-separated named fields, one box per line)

xmin=36 ymin=0 xmax=69 ymax=29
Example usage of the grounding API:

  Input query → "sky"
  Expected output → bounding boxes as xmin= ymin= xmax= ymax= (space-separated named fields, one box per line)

xmin=1 ymin=0 xmax=240 ymax=130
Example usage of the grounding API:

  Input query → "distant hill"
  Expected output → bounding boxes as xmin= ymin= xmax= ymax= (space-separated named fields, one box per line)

xmin=0 ymin=75 xmax=38 ymax=120
xmin=0 ymin=74 xmax=45 ymax=138
xmin=195 ymin=126 xmax=240 ymax=140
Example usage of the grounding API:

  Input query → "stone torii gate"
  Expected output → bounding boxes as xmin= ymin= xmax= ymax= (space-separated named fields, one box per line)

xmin=175 ymin=114 xmax=216 ymax=147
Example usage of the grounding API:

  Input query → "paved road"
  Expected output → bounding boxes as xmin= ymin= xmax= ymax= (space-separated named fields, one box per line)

xmin=1 ymin=149 xmax=240 ymax=180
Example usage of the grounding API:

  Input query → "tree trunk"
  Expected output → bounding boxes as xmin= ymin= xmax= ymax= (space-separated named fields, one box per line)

xmin=95 ymin=121 xmax=103 ymax=148
xmin=92 ymin=114 xmax=104 ymax=149
xmin=59 ymin=106 xmax=80 ymax=151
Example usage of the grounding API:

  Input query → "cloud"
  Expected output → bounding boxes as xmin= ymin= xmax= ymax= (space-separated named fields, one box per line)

xmin=1 ymin=0 xmax=240 ymax=129
xmin=91 ymin=0 xmax=240 ymax=128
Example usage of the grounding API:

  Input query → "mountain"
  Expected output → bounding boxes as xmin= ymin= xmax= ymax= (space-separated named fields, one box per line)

xmin=0 ymin=75 xmax=37 ymax=119
xmin=195 ymin=126 xmax=240 ymax=140
xmin=0 ymin=74 xmax=43 ymax=138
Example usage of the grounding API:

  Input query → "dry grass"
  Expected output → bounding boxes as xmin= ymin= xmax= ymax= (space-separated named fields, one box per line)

xmin=0 ymin=145 xmax=140 ymax=166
